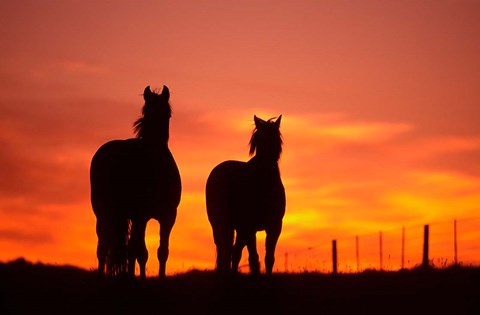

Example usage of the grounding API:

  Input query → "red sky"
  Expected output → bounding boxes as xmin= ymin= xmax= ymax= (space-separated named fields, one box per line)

xmin=1 ymin=0 xmax=479 ymax=275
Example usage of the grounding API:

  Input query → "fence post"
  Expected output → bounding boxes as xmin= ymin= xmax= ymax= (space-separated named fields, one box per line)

xmin=332 ymin=240 xmax=338 ymax=274
xmin=422 ymin=224 xmax=430 ymax=267
xmin=355 ymin=235 xmax=360 ymax=272
xmin=454 ymin=220 xmax=458 ymax=266
xmin=379 ymin=231 xmax=383 ymax=270
xmin=401 ymin=226 xmax=405 ymax=269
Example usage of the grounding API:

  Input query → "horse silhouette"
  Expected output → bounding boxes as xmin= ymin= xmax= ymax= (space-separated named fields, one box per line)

xmin=90 ymin=85 xmax=181 ymax=278
xmin=206 ymin=115 xmax=286 ymax=275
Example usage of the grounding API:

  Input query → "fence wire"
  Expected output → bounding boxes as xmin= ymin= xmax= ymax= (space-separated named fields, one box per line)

xmin=279 ymin=217 xmax=480 ymax=274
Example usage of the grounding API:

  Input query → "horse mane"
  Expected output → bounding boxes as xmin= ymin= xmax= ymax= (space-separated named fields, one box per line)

xmin=133 ymin=86 xmax=172 ymax=139
xmin=248 ymin=116 xmax=283 ymax=161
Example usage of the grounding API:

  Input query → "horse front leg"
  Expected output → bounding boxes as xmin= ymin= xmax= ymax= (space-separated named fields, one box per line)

xmin=128 ymin=219 xmax=149 ymax=279
xmin=233 ymin=230 xmax=260 ymax=275
xmin=158 ymin=211 xmax=177 ymax=278
xmin=232 ymin=231 xmax=247 ymax=273
xmin=245 ymin=233 xmax=260 ymax=275
xmin=265 ymin=223 xmax=282 ymax=275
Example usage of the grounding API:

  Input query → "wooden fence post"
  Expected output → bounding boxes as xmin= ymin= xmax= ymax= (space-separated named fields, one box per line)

xmin=422 ymin=224 xmax=430 ymax=267
xmin=332 ymin=240 xmax=338 ymax=274
xmin=401 ymin=226 xmax=405 ymax=269
xmin=454 ymin=220 xmax=458 ymax=266
xmin=355 ymin=235 xmax=360 ymax=272
xmin=379 ymin=231 xmax=383 ymax=270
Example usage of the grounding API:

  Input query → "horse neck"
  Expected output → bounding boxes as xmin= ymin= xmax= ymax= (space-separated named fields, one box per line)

xmin=141 ymin=120 xmax=170 ymax=148
xmin=141 ymin=138 xmax=169 ymax=152
xmin=141 ymin=120 xmax=170 ymax=149
xmin=248 ymin=155 xmax=280 ymax=174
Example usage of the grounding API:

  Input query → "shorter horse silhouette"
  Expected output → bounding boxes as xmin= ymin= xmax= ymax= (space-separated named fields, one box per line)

xmin=90 ymin=85 xmax=181 ymax=278
xmin=206 ymin=115 xmax=286 ymax=275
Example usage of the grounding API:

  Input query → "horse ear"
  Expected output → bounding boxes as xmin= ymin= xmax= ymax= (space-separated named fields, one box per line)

xmin=275 ymin=115 xmax=282 ymax=128
xmin=161 ymin=85 xmax=170 ymax=101
xmin=144 ymin=86 xmax=152 ymax=100
xmin=254 ymin=115 xmax=265 ymax=127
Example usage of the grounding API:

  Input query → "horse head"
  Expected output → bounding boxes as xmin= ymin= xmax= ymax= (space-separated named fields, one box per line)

xmin=133 ymin=85 xmax=172 ymax=143
xmin=249 ymin=115 xmax=283 ymax=161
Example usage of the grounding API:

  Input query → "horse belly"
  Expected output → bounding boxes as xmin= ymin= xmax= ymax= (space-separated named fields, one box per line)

xmin=206 ymin=161 xmax=247 ymax=227
xmin=144 ymin=159 xmax=181 ymax=219
xmin=232 ymin=176 xmax=285 ymax=232
xmin=256 ymin=184 xmax=286 ymax=231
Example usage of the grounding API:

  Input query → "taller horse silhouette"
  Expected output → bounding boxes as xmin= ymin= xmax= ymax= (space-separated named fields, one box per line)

xmin=206 ymin=115 xmax=286 ymax=275
xmin=90 ymin=85 xmax=181 ymax=278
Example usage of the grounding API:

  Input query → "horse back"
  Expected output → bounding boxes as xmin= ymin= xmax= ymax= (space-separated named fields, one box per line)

xmin=206 ymin=160 xmax=285 ymax=231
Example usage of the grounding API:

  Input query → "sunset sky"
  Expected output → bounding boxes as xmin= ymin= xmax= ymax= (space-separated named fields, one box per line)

xmin=1 ymin=0 xmax=479 ymax=275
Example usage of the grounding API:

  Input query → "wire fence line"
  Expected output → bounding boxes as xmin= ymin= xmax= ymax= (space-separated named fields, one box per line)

xmin=279 ymin=217 xmax=480 ymax=274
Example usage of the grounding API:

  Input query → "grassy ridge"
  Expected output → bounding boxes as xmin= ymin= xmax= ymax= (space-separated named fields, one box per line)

xmin=1 ymin=258 xmax=479 ymax=314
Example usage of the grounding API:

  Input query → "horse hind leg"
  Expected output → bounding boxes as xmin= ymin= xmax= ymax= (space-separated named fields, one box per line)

xmin=212 ymin=226 xmax=234 ymax=273
xmin=232 ymin=231 xmax=247 ymax=273
xmin=128 ymin=219 xmax=148 ymax=279
xmin=95 ymin=219 xmax=108 ymax=275
xmin=96 ymin=240 xmax=107 ymax=275
xmin=233 ymin=230 xmax=260 ymax=275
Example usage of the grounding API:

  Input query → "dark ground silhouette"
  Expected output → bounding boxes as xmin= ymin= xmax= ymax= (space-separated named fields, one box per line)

xmin=1 ymin=258 xmax=479 ymax=315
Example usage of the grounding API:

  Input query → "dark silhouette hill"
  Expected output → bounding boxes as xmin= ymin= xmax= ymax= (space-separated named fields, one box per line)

xmin=1 ymin=258 xmax=479 ymax=315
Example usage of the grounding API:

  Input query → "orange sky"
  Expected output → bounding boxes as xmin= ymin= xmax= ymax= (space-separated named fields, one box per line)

xmin=1 ymin=0 xmax=479 ymax=275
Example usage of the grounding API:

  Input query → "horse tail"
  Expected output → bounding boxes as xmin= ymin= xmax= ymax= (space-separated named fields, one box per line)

xmin=104 ymin=218 xmax=131 ymax=277
xmin=91 ymin=141 xmax=131 ymax=277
